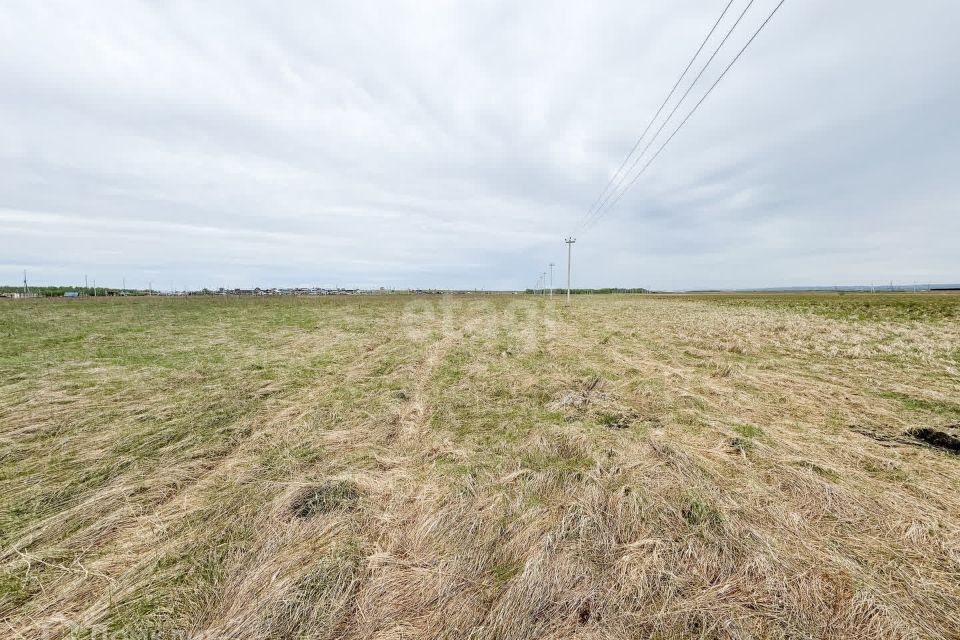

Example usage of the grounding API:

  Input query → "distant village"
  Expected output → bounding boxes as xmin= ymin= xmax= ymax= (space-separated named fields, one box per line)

xmin=1 ymin=286 xmax=502 ymax=298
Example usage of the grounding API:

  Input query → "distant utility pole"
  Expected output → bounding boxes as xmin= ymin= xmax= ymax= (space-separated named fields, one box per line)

xmin=148 ymin=281 xmax=152 ymax=295
xmin=85 ymin=274 xmax=88 ymax=292
xmin=23 ymin=269 xmax=28 ymax=295
xmin=565 ymin=237 xmax=576 ymax=306
xmin=122 ymin=277 xmax=126 ymax=294
xmin=541 ymin=272 xmax=547 ymax=296
xmin=549 ymin=263 xmax=555 ymax=299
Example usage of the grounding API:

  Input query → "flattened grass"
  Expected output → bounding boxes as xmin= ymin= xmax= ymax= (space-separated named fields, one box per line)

xmin=2 ymin=292 xmax=959 ymax=639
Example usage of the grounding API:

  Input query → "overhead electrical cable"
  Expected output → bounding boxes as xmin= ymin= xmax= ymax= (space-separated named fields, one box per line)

xmin=584 ymin=0 xmax=788 ymax=231
xmin=576 ymin=0 xmax=737 ymax=233
xmin=579 ymin=0 xmax=758 ymax=233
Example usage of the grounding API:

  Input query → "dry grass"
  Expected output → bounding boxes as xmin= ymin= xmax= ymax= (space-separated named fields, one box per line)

xmin=1 ymin=293 xmax=959 ymax=639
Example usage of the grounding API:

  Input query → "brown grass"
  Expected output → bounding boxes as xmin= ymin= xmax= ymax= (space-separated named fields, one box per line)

xmin=1 ymin=293 xmax=959 ymax=639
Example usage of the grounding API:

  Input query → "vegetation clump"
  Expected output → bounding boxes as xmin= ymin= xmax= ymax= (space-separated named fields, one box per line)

xmin=291 ymin=481 xmax=363 ymax=519
xmin=682 ymin=493 xmax=723 ymax=528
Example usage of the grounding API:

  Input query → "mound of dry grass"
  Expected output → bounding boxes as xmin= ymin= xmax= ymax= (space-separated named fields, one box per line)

xmin=1 ymin=293 xmax=959 ymax=639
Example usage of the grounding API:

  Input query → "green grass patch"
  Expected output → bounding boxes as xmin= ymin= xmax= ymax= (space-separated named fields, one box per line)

xmin=682 ymin=493 xmax=723 ymax=528
xmin=733 ymin=424 xmax=764 ymax=438
xmin=0 ymin=567 xmax=37 ymax=613
xmin=794 ymin=460 xmax=841 ymax=482
xmin=686 ymin=292 xmax=960 ymax=322
xmin=490 ymin=561 xmax=522 ymax=584
xmin=880 ymin=392 xmax=960 ymax=419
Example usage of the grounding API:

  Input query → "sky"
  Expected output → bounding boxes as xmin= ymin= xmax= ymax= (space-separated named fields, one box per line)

xmin=1 ymin=0 xmax=958 ymax=291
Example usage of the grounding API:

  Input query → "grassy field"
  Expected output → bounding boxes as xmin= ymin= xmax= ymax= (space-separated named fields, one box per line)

xmin=1 ymin=293 xmax=959 ymax=639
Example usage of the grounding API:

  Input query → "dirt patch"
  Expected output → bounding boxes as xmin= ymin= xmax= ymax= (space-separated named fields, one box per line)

xmin=290 ymin=480 xmax=362 ymax=519
xmin=906 ymin=426 xmax=960 ymax=454
xmin=551 ymin=378 xmax=643 ymax=431
xmin=729 ymin=437 xmax=753 ymax=454
xmin=551 ymin=391 xmax=591 ymax=410
xmin=577 ymin=599 xmax=597 ymax=625
xmin=852 ymin=424 xmax=960 ymax=454
xmin=849 ymin=426 xmax=912 ymax=447
xmin=549 ymin=377 xmax=609 ymax=411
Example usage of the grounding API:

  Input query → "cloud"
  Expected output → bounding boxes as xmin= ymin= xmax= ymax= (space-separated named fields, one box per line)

xmin=1 ymin=0 xmax=957 ymax=289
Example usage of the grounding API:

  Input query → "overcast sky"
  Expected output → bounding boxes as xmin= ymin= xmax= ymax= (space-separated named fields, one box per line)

xmin=2 ymin=0 xmax=957 ymax=291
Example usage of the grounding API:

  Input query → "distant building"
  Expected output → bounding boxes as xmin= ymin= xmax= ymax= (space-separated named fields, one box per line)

xmin=64 ymin=291 xmax=80 ymax=297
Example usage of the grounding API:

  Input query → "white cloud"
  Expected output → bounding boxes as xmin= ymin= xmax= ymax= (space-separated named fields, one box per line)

xmin=1 ymin=0 xmax=957 ymax=290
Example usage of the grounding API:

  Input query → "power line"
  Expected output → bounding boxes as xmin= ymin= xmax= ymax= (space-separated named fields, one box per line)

xmin=576 ymin=0 xmax=737 ymax=233
xmin=580 ymin=0 xmax=758 ymax=233
xmin=586 ymin=0 xmax=788 ymax=230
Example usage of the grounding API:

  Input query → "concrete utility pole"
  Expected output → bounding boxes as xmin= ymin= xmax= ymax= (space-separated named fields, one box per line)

xmin=565 ymin=237 xmax=576 ymax=306
xmin=85 ymin=275 xmax=88 ymax=293
xmin=541 ymin=272 xmax=547 ymax=296
xmin=549 ymin=263 xmax=555 ymax=299
xmin=23 ymin=270 xmax=28 ymax=295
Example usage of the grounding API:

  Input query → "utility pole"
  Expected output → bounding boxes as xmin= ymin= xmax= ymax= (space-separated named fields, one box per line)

xmin=148 ymin=281 xmax=152 ymax=295
xmin=23 ymin=269 xmax=28 ymax=295
xmin=565 ymin=237 xmax=576 ymax=306
xmin=549 ymin=263 xmax=555 ymax=299
xmin=541 ymin=272 xmax=547 ymax=296
xmin=85 ymin=274 xmax=88 ymax=294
